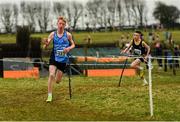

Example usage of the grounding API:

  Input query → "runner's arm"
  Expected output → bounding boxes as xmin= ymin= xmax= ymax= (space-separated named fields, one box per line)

xmin=43 ymin=32 xmax=54 ymax=49
xmin=122 ymin=40 xmax=133 ymax=53
xmin=64 ymin=32 xmax=75 ymax=53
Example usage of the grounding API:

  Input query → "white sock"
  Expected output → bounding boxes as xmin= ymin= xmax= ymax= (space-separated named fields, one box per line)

xmin=143 ymin=78 xmax=148 ymax=84
xmin=139 ymin=66 xmax=144 ymax=70
xmin=48 ymin=93 xmax=52 ymax=96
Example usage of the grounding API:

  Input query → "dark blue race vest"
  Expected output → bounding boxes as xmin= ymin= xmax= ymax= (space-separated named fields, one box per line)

xmin=53 ymin=31 xmax=70 ymax=63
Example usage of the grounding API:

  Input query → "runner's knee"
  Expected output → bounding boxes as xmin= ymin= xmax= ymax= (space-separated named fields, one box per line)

xmin=49 ymin=72 xmax=55 ymax=78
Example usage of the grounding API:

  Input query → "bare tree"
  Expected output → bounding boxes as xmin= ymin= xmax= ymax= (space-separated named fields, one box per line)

xmin=124 ymin=0 xmax=146 ymax=27
xmin=52 ymin=2 xmax=65 ymax=29
xmin=26 ymin=2 xmax=39 ymax=32
xmin=0 ymin=3 xmax=17 ymax=33
xmin=13 ymin=4 xmax=18 ymax=30
xmin=20 ymin=1 xmax=38 ymax=32
xmin=144 ymin=8 xmax=148 ymax=27
xmin=86 ymin=0 xmax=105 ymax=31
xmin=99 ymin=1 xmax=108 ymax=30
xmin=107 ymin=0 xmax=116 ymax=30
xmin=131 ymin=0 xmax=139 ymax=25
xmin=71 ymin=1 xmax=83 ymax=29
xmin=53 ymin=2 xmax=65 ymax=16
xmin=86 ymin=0 xmax=98 ymax=29
xmin=136 ymin=0 xmax=146 ymax=27
xmin=124 ymin=0 xmax=133 ymax=26
xmin=117 ymin=0 xmax=125 ymax=27
xmin=63 ymin=1 xmax=72 ymax=28
xmin=63 ymin=1 xmax=83 ymax=29
xmin=20 ymin=1 xmax=26 ymax=25
xmin=36 ymin=1 xmax=51 ymax=33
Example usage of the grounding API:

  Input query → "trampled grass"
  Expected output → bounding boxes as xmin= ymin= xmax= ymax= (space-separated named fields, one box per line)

xmin=0 ymin=66 xmax=180 ymax=121
xmin=0 ymin=30 xmax=180 ymax=120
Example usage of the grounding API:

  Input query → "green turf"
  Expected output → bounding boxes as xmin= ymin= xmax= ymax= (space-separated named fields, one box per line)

xmin=0 ymin=34 xmax=16 ymax=44
xmin=1 ymin=30 xmax=180 ymax=45
xmin=0 ymin=30 xmax=180 ymax=120
xmin=0 ymin=65 xmax=179 ymax=121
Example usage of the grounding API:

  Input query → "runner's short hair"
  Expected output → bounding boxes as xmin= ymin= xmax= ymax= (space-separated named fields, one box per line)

xmin=135 ymin=30 xmax=142 ymax=35
xmin=135 ymin=30 xmax=144 ymax=38
xmin=58 ymin=16 xmax=67 ymax=24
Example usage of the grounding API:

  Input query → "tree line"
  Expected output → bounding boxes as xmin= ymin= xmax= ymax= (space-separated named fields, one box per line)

xmin=0 ymin=0 xmax=179 ymax=33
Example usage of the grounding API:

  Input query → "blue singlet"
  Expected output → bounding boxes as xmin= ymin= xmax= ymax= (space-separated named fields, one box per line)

xmin=52 ymin=31 xmax=70 ymax=63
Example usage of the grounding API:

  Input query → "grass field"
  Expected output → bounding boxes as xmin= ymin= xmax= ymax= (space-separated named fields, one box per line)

xmin=0 ymin=30 xmax=180 ymax=121
xmin=0 ymin=65 xmax=180 ymax=121
xmin=1 ymin=30 xmax=180 ymax=45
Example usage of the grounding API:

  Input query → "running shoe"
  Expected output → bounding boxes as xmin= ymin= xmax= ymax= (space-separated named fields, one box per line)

xmin=46 ymin=95 xmax=52 ymax=102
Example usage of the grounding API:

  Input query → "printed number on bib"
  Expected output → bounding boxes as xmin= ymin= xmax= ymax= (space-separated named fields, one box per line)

xmin=56 ymin=50 xmax=65 ymax=56
xmin=134 ymin=49 xmax=141 ymax=55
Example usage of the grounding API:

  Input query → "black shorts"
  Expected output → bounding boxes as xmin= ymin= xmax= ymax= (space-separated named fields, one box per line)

xmin=137 ymin=57 xmax=148 ymax=64
xmin=49 ymin=58 xmax=67 ymax=73
xmin=134 ymin=57 xmax=145 ymax=63
xmin=138 ymin=57 xmax=144 ymax=62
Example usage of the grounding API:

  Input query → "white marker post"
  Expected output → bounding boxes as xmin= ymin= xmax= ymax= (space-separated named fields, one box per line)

xmin=148 ymin=55 xmax=153 ymax=116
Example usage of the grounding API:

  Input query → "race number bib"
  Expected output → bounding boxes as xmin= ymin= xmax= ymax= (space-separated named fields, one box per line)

xmin=56 ymin=50 xmax=66 ymax=56
xmin=134 ymin=49 xmax=142 ymax=55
